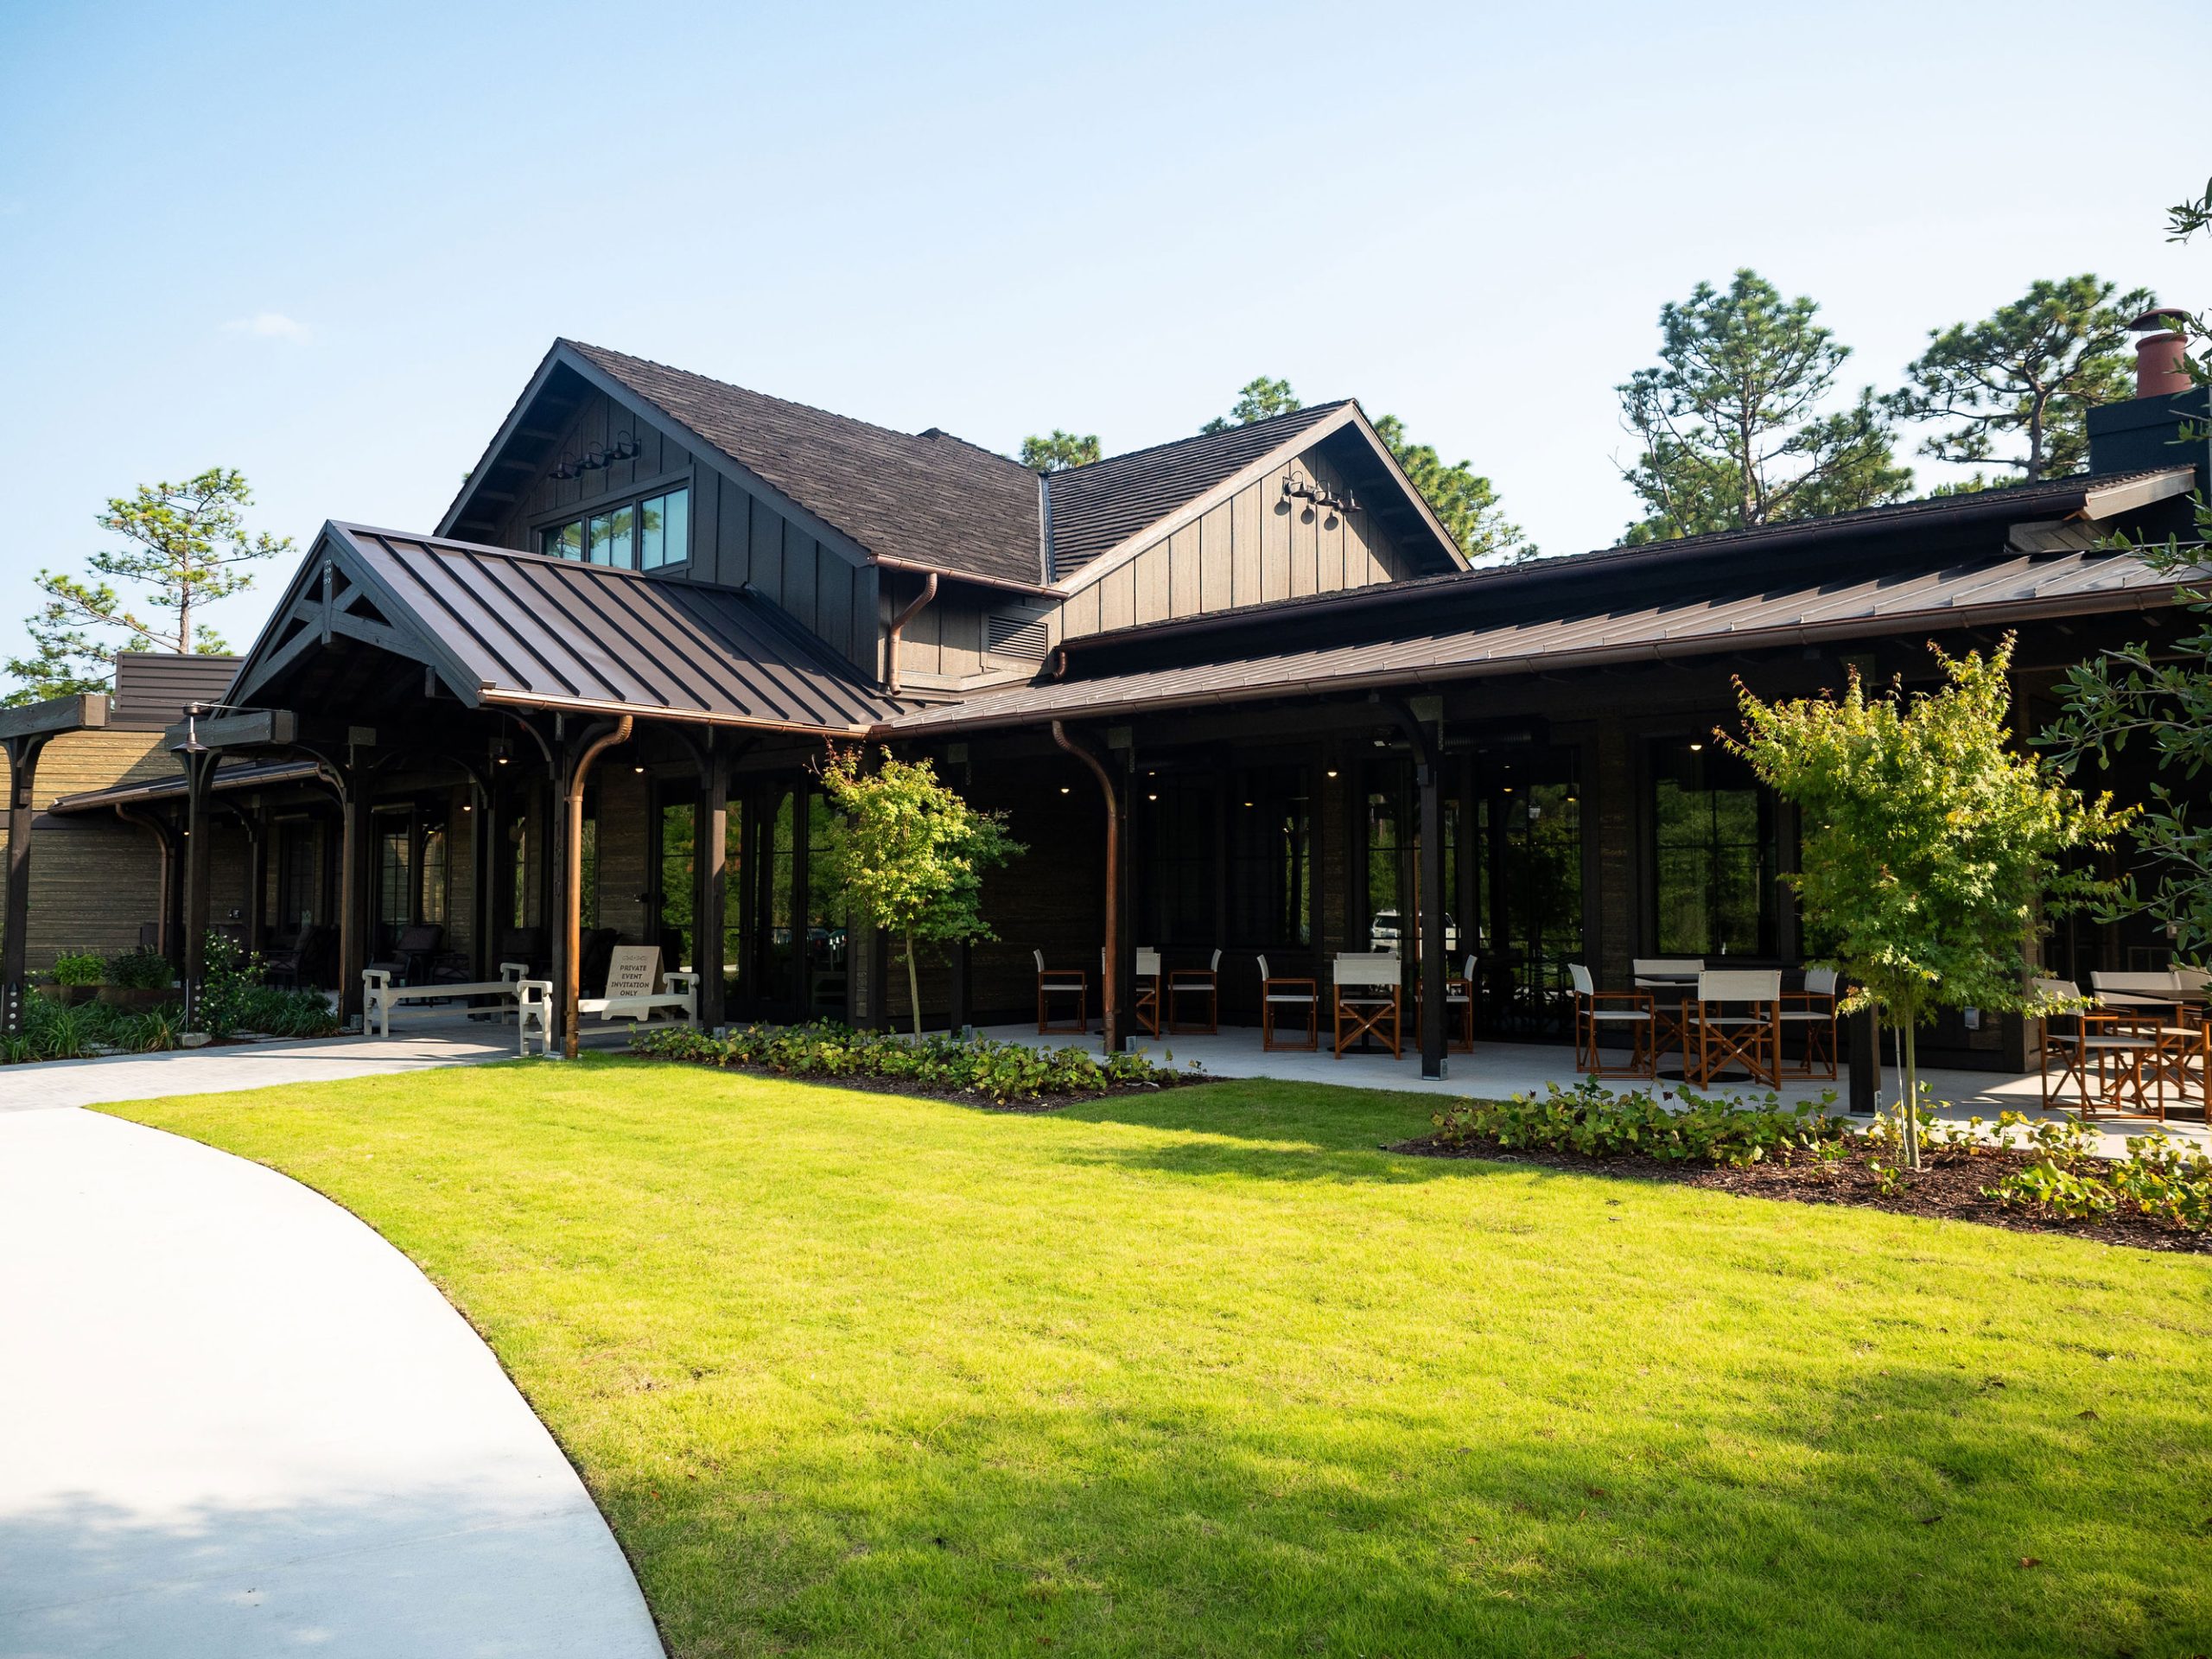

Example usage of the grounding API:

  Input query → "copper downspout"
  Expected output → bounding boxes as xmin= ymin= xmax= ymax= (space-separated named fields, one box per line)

xmin=562 ymin=715 xmax=632 ymax=1058
xmin=1050 ymin=719 xmax=1120 ymax=1054
xmin=884 ymin=571 xmax=938 ymax=696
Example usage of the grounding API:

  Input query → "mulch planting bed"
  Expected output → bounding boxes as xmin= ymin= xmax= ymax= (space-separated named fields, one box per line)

xmin=1396 ymin=1132 xmax=2212 ymax=1255
xmin=615 ymin=1051 xmax=1216 ymax=1113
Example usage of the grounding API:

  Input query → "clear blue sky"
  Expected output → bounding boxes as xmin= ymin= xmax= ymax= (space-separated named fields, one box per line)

xmin=3 ymin=0 xmax=2208 ymax=658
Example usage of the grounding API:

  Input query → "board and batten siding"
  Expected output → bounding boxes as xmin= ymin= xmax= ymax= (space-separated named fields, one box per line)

xmin=489 ymin=390 xmax=696 ymax=544
xmin=484 ymin=387 xmax=880 ymax=677
xmin=1055 ymin=448 xmax=1414 ymax=645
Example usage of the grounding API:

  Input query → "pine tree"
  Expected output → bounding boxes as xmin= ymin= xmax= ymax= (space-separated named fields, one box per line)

xmin=1618 ymin=270 xmax=1910 ymax=543
xmin=1884 ymin=276 xmax=2153 ymax=483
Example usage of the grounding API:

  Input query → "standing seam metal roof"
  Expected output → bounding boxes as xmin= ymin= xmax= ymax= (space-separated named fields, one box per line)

xmin=880 ymin=547 xmax=2183 ymax=735
xmin=327 ymin=524 xmax=906 ymax=733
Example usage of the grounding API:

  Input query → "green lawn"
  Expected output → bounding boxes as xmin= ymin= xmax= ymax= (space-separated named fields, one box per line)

xmin=109 ymin=1060 xmax=2211 ymax=1658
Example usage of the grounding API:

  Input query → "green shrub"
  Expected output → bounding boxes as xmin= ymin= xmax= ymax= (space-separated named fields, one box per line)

xmin=194 ymin=931 xmax=265 ymax=1036
xmin=105 ymin=946 xmax=175 ymax=990
xmin=630 ymin=1020 xmax=1190 ymax=1103
xmin=1983 ymin=1118 xmax=2212 ymax=1233
xmin=115 ymin=1005 xmax=182 ymax=1053
xmin=237 ymin=984 xmax=339 ymax=1039
xmin=25 ymin=995 xmax=97 ymax=1059
xmin=1430 ymin=1077 xmax=1850 ymax=1169
xmin=49 ymin=950 xmax=106 ymax=987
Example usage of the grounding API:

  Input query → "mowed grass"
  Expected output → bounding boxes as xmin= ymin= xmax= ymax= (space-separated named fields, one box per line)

xmin=110 ymin=1060 xmax=2211 ymax=1659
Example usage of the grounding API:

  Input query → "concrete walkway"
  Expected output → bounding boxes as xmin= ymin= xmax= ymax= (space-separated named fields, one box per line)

xmin=0 ymin=1027 xmax=527 ymax=1114
xmin=0 ymin=1097 xmax=663 ymax=1655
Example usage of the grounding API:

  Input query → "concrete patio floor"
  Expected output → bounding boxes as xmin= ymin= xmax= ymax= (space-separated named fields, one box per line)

xmin=977 ymin=1020 xmax=2212 ymax=1156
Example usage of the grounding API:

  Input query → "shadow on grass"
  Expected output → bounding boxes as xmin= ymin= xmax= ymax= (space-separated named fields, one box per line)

xmin=598 ymin=1350 xmax=2194 ymax=1659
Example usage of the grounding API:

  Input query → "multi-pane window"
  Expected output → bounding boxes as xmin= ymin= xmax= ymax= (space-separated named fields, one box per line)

xmin=1650 ymin=739 xmax=1776 ymax=957
xmin=539 ymin=486 xmax=688 ymax=570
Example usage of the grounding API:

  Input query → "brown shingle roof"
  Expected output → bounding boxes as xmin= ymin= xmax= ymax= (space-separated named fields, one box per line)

xmin=1042 ymin=402 xmax=1348 ymax=580
xmin=567 ymin=340 xmax=1045 ymax=588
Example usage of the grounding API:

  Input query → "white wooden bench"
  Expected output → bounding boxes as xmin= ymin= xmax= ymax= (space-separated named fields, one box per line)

xmin=363 ymin=962 xmax=553 ymax=1056
xmin=576 ymin=945 xmax=699 ymax=1029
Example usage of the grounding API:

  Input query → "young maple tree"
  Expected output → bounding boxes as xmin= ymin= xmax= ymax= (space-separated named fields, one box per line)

xmin=817 ymin=745 xmax=1025 ymax=1041
xmin=1727 ymin=639 xmax=2126 ymax=1166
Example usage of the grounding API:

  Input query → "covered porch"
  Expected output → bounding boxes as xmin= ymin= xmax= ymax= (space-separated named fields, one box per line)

xmin=48 ymin=521 xmax=907 ymax=1056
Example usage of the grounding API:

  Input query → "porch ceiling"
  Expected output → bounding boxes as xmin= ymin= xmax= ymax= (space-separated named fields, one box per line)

xmin=228 ymin=522 xmax=908 ymax=735
xmin=881 ymin=543 xmax=2191 ymax=737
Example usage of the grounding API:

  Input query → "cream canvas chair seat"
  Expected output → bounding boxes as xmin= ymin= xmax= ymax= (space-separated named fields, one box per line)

xmin=1035 ymin=949 xmax=1088 ymax=1034
xmin=2036 ymin=976 xmax=2159 ymax=1119
xmin=1168 ymin=948 xmax=1222 ymax=1034
xmin=1570 ymin=963 xmax=1653 ymax=1078
xmin=1778 ymin=966 xmax=1841 ymax=1079
xmin=1259 ymin=954 xmax=1318 ymax=1051
xmin=1332 ymin=952 xmax=1402 ymax=1059
xmin=1689 ymin=969 xmax=1782 ymax=1087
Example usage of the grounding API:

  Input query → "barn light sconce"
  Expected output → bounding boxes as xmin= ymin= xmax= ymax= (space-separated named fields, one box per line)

xmin=550 ymin=456 xmax=578 ymax=481
xmin=611 ymin=430 xmax=640 ymax=461
xmin=175 ymin=709 xmax=207 ymax=756
xmin=1688 ymin=741 xmax=1704 ymax=753
xmin=1058 ymin=785 xmax=1071 ymax=794
xmin=1325 ymin=768 xmax=1338 ymax=779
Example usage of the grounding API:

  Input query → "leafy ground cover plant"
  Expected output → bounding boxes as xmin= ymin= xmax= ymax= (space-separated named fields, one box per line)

xmin=1428 ymin=1077 xmax=1851 ymax=1168
xmin=632 ymin=1020 xmax=1190 ymax=1103
xmin=1983 ymin=1118 xmax=2212 ymax=1233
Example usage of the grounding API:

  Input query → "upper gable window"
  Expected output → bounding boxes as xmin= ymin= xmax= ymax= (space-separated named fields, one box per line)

xmin=539 ymin=486 xmax=688 ymax=570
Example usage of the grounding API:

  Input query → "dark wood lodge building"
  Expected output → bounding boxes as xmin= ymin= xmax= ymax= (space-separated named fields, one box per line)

xmin=17 ymin=336 xmax=2209 ymax=1087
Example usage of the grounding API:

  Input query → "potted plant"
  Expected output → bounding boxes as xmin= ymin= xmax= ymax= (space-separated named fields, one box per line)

xmin=97 ymin=946 xmax=177 ymax=1012
xmin=46 ymin=950 xmax=106 ymax=1007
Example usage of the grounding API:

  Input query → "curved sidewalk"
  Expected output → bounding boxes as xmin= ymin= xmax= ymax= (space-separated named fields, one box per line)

xmin=0 ymin=1104 xmax=664 ymax=1657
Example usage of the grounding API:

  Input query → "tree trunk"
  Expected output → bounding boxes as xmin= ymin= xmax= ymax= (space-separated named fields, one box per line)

xmin=1901 ymin=1020 xmax=1923 ymax=1173
xmin=904 ymin=926 xmax=924 ymax=1044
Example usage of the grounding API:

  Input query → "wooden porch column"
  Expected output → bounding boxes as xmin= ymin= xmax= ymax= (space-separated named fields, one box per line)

xmin=473 ymin=778 xmax=500 ymax=981
xmin=1052 ymin=721 xmax=1122 ymax=1055
xmin=694 ymin=738 xmax=728 ymax=1029
xmin=179 ymin=747 xmax=218 ymax=1031
xmin=1388 ymin=698 xmax=1449 ymax=1081
xmin=1 ymin=734 xmax=50 ymax=1035
xmin=791 ymin=784 xmax=812 ymax=1017
xmin=562 ymin=717 xmax=632 ymax=1059
xmin=339 ymin=753 xmax=373 ymax=1027
xmin=242 ymin=810 xmax=267 ymax=956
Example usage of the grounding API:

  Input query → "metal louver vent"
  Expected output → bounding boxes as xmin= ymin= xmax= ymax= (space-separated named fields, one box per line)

xmin=985 ymin=607 xmax=1050 ymax=659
